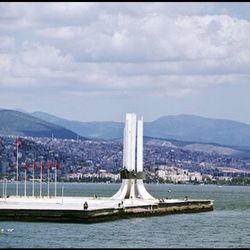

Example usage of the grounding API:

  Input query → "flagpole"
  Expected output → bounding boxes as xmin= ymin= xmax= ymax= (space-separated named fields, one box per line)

xmin=32 ymin=160 xmax=36 ymax=197
xmin=16 ymin=139 xmax=19 ymax=196
xmin=55 ymin=166 xmax=57 ymax=198
xmin=24 ymin=165 xmax=27 ymax=197
xmin=48 ymin=168 xmax=49 ymax=198
xmin=54 ymin=160 xmax=59 ymax=198
xmin=47 ymin=161 xmax=50 ymax=198
xmin=40 ymin=162 xmax=43 ymax=198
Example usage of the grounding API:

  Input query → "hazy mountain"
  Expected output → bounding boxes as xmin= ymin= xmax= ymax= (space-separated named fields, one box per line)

xmin=0 ymin=109 xmax=80 ymax=139
xmin=30 ymin=112 xmax=250 ymax=147
xmin=32 ymin=111 xmax=124 ymax=140
xmin=144 ymin=114 xmax=250 ymax=147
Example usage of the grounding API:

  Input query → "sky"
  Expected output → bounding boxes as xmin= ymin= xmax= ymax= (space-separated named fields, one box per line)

xmin=1 ymin=2 xmax=250 ymax=123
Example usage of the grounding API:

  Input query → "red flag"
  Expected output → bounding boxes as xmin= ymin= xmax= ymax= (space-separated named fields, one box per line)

xmin=16 ymin=138 xmax=21 ymax=146
xmin=25 ymin=160 xmax=29 ymax=170
xmin=47 ymin=160 xmax=51 ymax=169
xmin=32 ymin=160 xmax=36 ymax=170
xmin=55 ymin=160 xmax=59 ymax=169
xmin=40 ymin=162 xmax=45 ymax=170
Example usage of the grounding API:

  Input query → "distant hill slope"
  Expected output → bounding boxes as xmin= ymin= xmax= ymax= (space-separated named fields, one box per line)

xmin=182 ymin=143 xmax=240 ymax=155
xmin=144 ymin=137 xmax=244 ymax=156
xmin=0 ymin=109 xmax=80 ymax=139
xmin=32 ymin=112 xmax=124 ymax=140
xmin=144 ymin=114 xmax=250 ymax=147
xmin=31 ymin=112 xmax=250 ymax=147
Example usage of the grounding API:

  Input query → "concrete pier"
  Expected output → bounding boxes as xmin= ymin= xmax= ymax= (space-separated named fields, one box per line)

xmin=0 ymin=196 xmax=213 ymax=223
xmin=0 ymin=113 xmax=213 ymax=223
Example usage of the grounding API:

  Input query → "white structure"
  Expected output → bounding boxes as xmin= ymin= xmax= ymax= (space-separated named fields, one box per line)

xmin=111 ymin=113 xmax=155 ymax=200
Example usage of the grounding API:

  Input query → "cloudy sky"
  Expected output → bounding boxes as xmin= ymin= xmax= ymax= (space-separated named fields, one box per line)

xmin=1 ymin=2 xmax=250 ymax=123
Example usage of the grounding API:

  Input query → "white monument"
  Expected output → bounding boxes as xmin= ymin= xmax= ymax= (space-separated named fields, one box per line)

xmin=111 ymin=113 xmax=155 ymax=200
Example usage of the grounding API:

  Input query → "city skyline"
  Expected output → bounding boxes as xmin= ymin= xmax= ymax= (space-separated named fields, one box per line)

xmin=1 ymin=2 xmax=250 ymax=123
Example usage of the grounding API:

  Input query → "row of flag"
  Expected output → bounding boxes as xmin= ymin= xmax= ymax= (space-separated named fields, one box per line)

xmin=16 ymin=138 xmax=59 ymax=170
xmin=24 ymin=160 xmax=59 ymax=170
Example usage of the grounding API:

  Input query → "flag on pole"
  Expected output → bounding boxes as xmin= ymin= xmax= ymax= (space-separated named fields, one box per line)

xmin=25 ymin=160 xmax=29 ymax=170
xmin=55 ymin=160 xmax=59 ymax=169
xmin=40 ymin=162 xmax=44 ymax=198
xmin=32 ymin=160 xmax=36 ymax=170
xmin=16 ymin=138 xmax=21 ymax=147
xmin=41 ymin=162 xmax=45 ymax=170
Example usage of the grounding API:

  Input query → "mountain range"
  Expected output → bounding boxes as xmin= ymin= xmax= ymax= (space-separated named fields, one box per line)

xmin=1 ymin=109 xmax=250 ymax=148
xmin=31 ymin=111 xmax=250 ymax=148
xmin=0 ymin=109 xmax=80 ymax=139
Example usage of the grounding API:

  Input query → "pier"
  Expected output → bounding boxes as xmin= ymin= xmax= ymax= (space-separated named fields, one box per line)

xmin=0 ymin=196 xmax=213 ymax=223
xmin=0 ymin=113 xmax=213 ymax=223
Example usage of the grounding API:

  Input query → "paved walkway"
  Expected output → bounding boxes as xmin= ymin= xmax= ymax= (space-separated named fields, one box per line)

xmin=0 ymin=196 xmax=157 ymax=211
xmin=0 ymin=195 xmax=211 ymax=211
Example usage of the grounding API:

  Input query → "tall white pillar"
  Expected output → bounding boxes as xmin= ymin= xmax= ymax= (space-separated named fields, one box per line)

xmin=137 ymin=117 xmax=143 ymax=172
xmin=136 ymin=116 xmax=155 ymax=200
xmin=124 ymin=113 xmax=136 ymax=171
xmin=123 ymin=127 xmax=127 ymax=168
xmin=111 ymin=113 xmax=155 ymax=201
xmin=130 ymin=113 xmax=137 ymax=171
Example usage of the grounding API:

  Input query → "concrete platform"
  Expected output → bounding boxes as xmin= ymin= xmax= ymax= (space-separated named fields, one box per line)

xmin=0 ymin=196 xmax=213 ymax=223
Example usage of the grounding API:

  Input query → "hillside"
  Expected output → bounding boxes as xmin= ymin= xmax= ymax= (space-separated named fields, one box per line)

xmin=144 ymin=114 xmax=250 ymax=147
xmin=32 ymin=111 xmax=124 ymax=140
xmin=0 ymin=109 xmax=80 ymax=139
xmin=1 ymin=109 xmax=250 ymax=156
xmin=31 ymin=112 xmax=250 ymax=147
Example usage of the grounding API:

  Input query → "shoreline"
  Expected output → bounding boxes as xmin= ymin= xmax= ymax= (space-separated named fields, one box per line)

xmin=1 ymin=180 xmax=250 ymax=186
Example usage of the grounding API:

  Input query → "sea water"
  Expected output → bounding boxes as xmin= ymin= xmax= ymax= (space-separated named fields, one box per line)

xmin=0 ymin=183 xmax=249 ymax=248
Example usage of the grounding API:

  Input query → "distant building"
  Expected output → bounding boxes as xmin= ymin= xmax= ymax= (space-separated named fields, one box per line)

xmin=156 ymin=170 xmax=166 ymax=180
xmin=66 ymin=173 xmax=83 ymax=181
xmin=189 ymin=172 xmax=203 ymax=182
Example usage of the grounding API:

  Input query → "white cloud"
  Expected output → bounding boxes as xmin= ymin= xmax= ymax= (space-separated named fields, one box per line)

xmin=0 ymin=36 xmax=15 ymax=50
xmin=0 ymin=2 xmax=250 ymax=99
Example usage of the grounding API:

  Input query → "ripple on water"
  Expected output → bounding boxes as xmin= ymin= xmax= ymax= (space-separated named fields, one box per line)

xmin=0 ymin=183 xmax=250 ymax=248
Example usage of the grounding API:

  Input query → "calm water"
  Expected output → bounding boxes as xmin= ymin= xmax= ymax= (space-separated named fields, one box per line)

xmin=0 ymin=182 xmax=250 ymax=248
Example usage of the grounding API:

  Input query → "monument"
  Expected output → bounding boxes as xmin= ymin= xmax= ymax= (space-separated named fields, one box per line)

xmin=111 ymin=113 xmax=155 ymax=200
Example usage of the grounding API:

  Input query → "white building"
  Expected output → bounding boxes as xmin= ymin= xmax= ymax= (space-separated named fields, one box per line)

xmin=156 ymin=170 xmax=166 ymax=180
xmin=189 ymin=172 xmax=203 ymax=182
xmin=66 ymin=173 xmax=83 ymax=181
